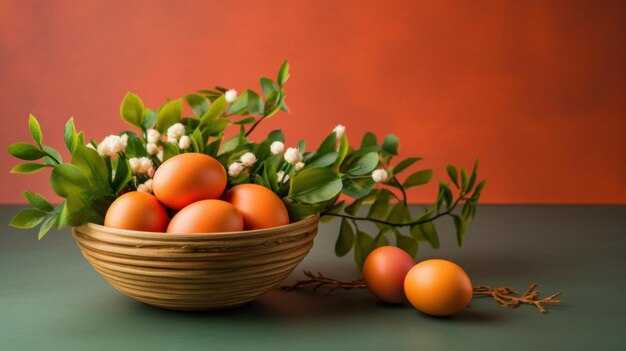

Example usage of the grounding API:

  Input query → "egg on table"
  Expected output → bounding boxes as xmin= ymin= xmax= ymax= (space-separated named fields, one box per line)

xmin=363 ymin=246 xmax=416 ymax=304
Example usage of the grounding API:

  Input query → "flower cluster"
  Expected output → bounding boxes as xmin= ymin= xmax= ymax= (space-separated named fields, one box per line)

xmin=96 ymin=134 xmax=128 ymax=157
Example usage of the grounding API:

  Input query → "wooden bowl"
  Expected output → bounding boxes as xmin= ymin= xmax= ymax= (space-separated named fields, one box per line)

xmin=71 ymin=215 xmax=319 ymax=311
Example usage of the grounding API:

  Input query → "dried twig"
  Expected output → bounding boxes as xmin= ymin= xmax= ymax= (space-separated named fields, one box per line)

xmin=281 ymin=270 xmax=366 ymax=295
xmin=472 ymin=283 xmax=562 ymax=314
xmin=283 ymin=271 xmax=562 ymax=313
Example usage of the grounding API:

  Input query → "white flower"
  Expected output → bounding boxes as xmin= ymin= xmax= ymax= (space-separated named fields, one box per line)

xmin=178 ymin=135 xmax=191 ymax=150
xmin=277 ymin=170 xmax=290 ymax=183
xmin=157 ymin=150 xmax=164 ymax=162
xmin=228 ymin=162 xmax=244 ymax=177
xmin=129 ymin=157 xmax=153 ymax=174
xmin=225 ymin=89 xmax=238 ymax=103
xmin=372 ymin=169 xmax=389 ymax=183
xmin=284 ymin=147 xmax=303 ymax=164
xmin=137 ymin=179 xmax=153 ymax=193
xmin=295 ymin=162 xmax=305 ymax=172
xmin=146 ymin=129 xmax=160 ymax=143
xmin=333 ymin=124 xmax=346 ymax=138
xmin=270 ymin=141 xmax=285 ymax=155
xmin=146 ymin=142 xmax=159 ymax=155
xmin=166 ymin=123 xmax=185 ymax=140
xmin=240 ymin=152 xmax=257 ymax=167
xmin=167 ymin=137 xmax=178 ymax=144
xmin=96 ymin=134 xmax=128 ymax=157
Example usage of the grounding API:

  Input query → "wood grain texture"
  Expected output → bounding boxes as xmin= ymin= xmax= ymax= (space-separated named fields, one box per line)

xmin=71 ymin=215 xmax=319 ymax=311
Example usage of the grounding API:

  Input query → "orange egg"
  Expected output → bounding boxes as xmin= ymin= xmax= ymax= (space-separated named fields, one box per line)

xmin=363 ymin=246 xmax=415 ymax=303
xmin=104 ymin=191 xmax=169 ymax=232
xmin=404 ymin=259 xmax=473 ymax=317
xmin=152 ymin=153 xmax=227 ymax=210
xmin=223 ymin=184 xmax=289 ymax=230
xmin=167 ymin=199 xmax=243 ymax=233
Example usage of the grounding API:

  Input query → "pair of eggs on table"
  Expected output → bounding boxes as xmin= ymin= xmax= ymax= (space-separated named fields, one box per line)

xmin=104 ymin=153 xmax=290 ymax=233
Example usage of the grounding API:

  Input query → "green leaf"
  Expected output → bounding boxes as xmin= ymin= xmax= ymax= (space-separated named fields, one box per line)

xmin=260 ymin=77 xmax=278 ymax=96
xmin=185 ymin=94 xmax=210 ymax=117
xmin=227 ymin=90 xmax=248 ymax=115
xmin=143 ymin=109 xmax=157 ymax=129
xmin=28 ymin=114 xmax=43 ymax=148
xmin=247 ymin=90 xmax=264 ymax=115
xmin=341 ymin=178 xmax=375 ymax=199
xmin=467 ymin=159 xmax=479 ymax=193
xmin=50 ymin=164 xmax=91 ymax=197
xmin=462 ymin=201 xmax=473 ymax=221
xmin=393 ymin=157 xmax=422 ymax=174
xmin=360 ymin=132 xmax=377 ymax=148
xmin=112 ymin=157 xmax=132 ymax=192
xmin=387 ymin=202 xmax=410 ymax=225
xmin=277 ymin=60 xmax=290 ymax=86
xmin=394 ymin=231 xmax=418 ymax=257
xmin=335 ymin=219 xmax=355 ymax=257
xmin=416 ymin=221 xmax=439 ymax=249
xmin=348 ymin=152 xmax=379 ymax=176
xmin=439 ymin=181 xmax=453 ymax=209
xmin=64 ymin=117 xmax=78 ymax=153
xmin=9 ymin=208 xmax=47 ymax=228
xmin=156 ymin=99 xmax=182 ymax=133
xmin=200 ymin=95 xmax=227 ymax=125
xmin=11 ymin=163 xmax=47 ymax=174
xmin=284 ymin=202 xmax=322 ymax=222
xmin=354 ymin=231 xmax=375 ymax=270
xmin=38 ymin=215 xmax=56 ymax=239
xmin=161 ymin=142 xmax=179 ymax=162
xmin=374 ymin=231 xmax=390 ymax=247
xmin=461 ymin=168 xmax=469 ymax=191
xmin=232 ymin=117 xmax=256 ymax=125
xmin=452 ymin=215 xmax=467 ymax=246
xmin=446 ymin=165 xmax=459 ymax=188
xmin=125 ymin=134 xmax=148 ymax=158
xmin=263 ymin=160 xmax=279 ymax=193
xmin=22 ymin=191 xmax=53 ymax=212
xmin=403 ymin=169 xmax=433 ymax=188
xmin=290 ymin=168 xmax=343 ymax=203
xmin=57 ymin=192 xmax=90 ymax=227
xmin=304 ymin=151 xmax=338 ymax=169
xmin=8 ymin=142 xmax=46 ymax=160
xmin=42 ymin=146 xmax=62 ymax=165
xmin=367 ymin=189 xmax=393 ymax=228
xmin=71 ymin=145 xmax=110 ymax=192
xmin=381 ymin=134 xmax=399 ymax=156
xmin=317 ymin=132 xmax=338 ymax=156
xmin=119 ymin=92 xmax=144 ymax=128
xmin=335 ymin=134 xmax=349 ymax=168
xmin=471 ymin=179 xmax=487 ymax=200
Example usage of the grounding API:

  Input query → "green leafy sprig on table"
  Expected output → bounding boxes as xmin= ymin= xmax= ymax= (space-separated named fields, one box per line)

xmin=8 ymin=61 xmax=486 ymax=270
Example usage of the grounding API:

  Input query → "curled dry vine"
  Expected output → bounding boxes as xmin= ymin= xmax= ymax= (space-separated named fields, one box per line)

xmin=282 ymin=271 xmax=562 ymax=314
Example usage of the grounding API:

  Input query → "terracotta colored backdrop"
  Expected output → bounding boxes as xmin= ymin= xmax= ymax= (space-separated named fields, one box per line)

xmin=1 ymin=0 xmax=625 ymax=204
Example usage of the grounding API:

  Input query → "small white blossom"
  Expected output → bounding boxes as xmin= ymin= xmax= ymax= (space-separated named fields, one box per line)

xmin=333 ymin=124 xmax=346 ymax=138
xmin=295 ymin=162 xmax=305 ymax=172
xmin=228 ymin=162 xmax=244 ymax=177
xmin=178 ymin=135 xmax=191 ymax=150
xmin=372 ymin=169 xmax=389 ymax=183
xmin=270 ymin=141 xmax=285 ymax=155
xmin=157 ymin=150 xmax=164 ymax=162
xmin=146 ymin=129 xmax=160 ymax=143
xmin=167 ymin=137 xmax=178 ymax=144
xmin=96 ymin=134 xmax=128 ymax=157
xmin=146 ymin=142 xmax=159 ymax=155
xmin=137 ymin=179 xmax=153 ymax=193
xmin=284 ymin=147 xmax=303 ymax=165
xmin=166 ymin=123 xmax=185 ymax=140
xmin=129 ymin=157 xmax=153 ymax=174
xmin=277 ymin=170 xmax=290 ymax=184
xmin=225 ymin=89 xmax=238 ymax=103
xmin=240 ymin=152 xmax=257 ymax=167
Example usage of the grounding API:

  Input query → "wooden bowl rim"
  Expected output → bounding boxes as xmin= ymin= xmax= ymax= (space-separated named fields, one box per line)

xmin=74 ymin=214 xmax=320 ymax=240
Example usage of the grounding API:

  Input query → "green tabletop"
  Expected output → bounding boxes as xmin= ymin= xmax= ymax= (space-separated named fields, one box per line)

xmin=1 ymin=205 xmax=624 ymax=350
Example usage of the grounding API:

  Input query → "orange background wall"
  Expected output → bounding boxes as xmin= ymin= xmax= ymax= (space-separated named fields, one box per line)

xmin=1 ymin=0 xmax=625 ymax=204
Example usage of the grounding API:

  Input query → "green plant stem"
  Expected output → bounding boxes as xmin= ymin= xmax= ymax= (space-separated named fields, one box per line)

xmin=244 ymin=116 xmax=267 ymax=137
xmin=324 ymin=193 xmax=467 ymax=227
xmin=392 ymin=176 xmax=408 ymax=207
